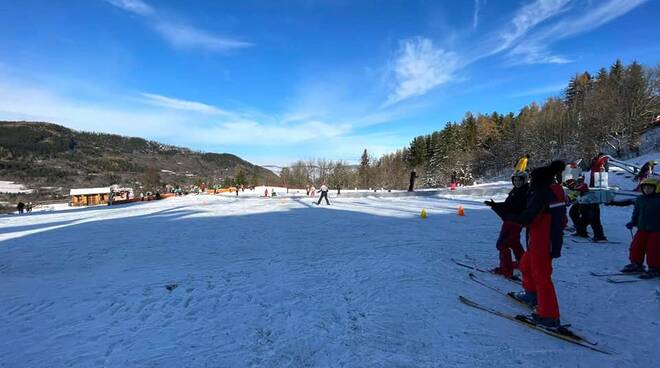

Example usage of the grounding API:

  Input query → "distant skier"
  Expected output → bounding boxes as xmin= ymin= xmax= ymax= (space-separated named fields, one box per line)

xmin=589 ymin=152 xmax=609 ymax=187
xmin=635 ymin=160 xmax=657 ymax=191
xmin=621 ymin=178 xmax=660 ymax=278
xmin=316 ymin=184 xmax=330 ymax=205
xmin=484 ymin=171 xmax=529 ymax=280
xmin=505 ymin=163 xmax=567 ymax=328
xmin=514 ymin=154 xmax=530 ymax=173
xmin=408 ymin=170 xmax=417 ymax=192
xmin=16 ymin=202 xmax=25 ymax=214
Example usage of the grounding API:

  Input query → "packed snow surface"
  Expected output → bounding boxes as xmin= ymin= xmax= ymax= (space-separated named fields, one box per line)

xmin=0 ymin=190 xmax=658 ymax=367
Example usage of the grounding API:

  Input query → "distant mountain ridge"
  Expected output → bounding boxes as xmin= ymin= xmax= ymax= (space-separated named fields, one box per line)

xmin=0 ymin=121 xmax=279 ymax=201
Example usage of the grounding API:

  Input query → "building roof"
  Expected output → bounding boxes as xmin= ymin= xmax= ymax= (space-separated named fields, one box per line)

xmin=70 ymin=187 xmax=112 ymax=196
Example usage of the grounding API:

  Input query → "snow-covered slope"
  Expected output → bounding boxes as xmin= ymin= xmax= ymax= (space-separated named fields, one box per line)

xmin=0 ymin=189 xmax=657 ymax=366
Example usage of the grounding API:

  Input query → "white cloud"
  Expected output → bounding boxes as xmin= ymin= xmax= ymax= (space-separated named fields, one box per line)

xmin=152 ymin=23 xmax=251 ymax=52
xmin=472 ymin=0 xmax=481 ymax=30
xmin=502 ymin=0 xmax=647 ymax=65
xmin=387 ymin=37 xmax=459 ymax=104
xmin=495 ymin=0 xmax=570 ymax=53
xmin=105 ymin=0 xmax=154 ymax=16
xmin=141 ymin=93 xmax=229 ymax=115
xmin=105 ymin=0 xmax=251 ymax=52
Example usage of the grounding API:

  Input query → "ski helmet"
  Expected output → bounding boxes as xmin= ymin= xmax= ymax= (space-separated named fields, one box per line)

xmin=511 ymin=171 xmax=529 ymax=185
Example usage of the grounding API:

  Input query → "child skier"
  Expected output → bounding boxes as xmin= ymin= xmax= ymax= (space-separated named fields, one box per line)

xmin=316 ymin=184 xmax=330 ymax=205
xmin=506 ymin=164 xmax=567 ymax=328
xmin=485 ymin=171 xmax=529 ymax=280
xmin=622 ymin=178 xmax=660 ymax=278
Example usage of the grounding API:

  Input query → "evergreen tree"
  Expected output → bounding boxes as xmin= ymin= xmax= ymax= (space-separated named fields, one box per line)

xmin=358 ymin=149 xmax=370 ymax=188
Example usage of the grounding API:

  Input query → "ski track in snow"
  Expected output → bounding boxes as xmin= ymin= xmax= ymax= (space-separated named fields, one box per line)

xmin=0 ymin=193 xmax=658 ymax=367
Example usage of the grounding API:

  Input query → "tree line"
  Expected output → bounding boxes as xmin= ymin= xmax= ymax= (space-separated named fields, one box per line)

xmin=280 ymin=60 xmax=659 ymax=190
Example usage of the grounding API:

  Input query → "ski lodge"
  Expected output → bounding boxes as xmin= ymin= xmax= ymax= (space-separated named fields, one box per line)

xmin=69 ymin=187 xmax=112 ymax=207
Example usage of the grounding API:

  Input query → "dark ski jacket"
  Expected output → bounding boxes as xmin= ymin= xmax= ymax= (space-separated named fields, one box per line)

xmin=506 ymin=167 xmax=567 ymax=258
xmin=492 ymin=183 xmax=529 ymax=218
xmin=630 ymin=192 xmax=660 ymax=232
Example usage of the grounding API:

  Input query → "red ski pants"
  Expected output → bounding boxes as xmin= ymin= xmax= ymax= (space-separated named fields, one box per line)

xmin=496 ymin=221 xmax=525 ymax=277
xmin=520 ymin=214 xmax=560 ymax=319
xmin=629 ymin=231 xmax=660 ymax=268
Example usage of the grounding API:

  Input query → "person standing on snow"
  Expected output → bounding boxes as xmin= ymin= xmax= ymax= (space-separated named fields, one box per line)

xmin=484 ymin=171 xmax=529 ymax=280
xmin=408 ymin=170 xmax=417 ymax=192
xmin=621 ymin=178 xmax=660 ymax=279
xmin=316 ymin=184 xmax=330 ymax=205
xmin=505 ymin=163 xmax=567 ymax=328
xmin=589 ymin=152 xmax=609 ymax=187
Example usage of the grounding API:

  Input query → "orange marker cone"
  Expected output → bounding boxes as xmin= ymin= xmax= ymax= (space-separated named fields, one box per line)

xmin=457 ymin=205 xmax=465 ymax=216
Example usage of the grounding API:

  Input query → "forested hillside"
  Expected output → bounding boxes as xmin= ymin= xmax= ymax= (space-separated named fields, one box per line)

xmin=0 ymin=121 xmax=279 ymax=201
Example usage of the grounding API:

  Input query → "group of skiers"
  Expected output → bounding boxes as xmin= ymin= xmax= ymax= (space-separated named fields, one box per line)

xmin=16 ymin=201 xmax=33 ymax=214
xmin=483 ymin=154 xmax=659 ymax=328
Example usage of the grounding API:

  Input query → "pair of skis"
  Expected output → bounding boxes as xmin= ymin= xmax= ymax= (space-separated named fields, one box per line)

xmin=450 ymin=258 xmax=521 ymax=284
xmin=590 ymin=270 xmax=655 ymax=283
xmin=461 ymin=271 xmax=611 ymax=354
xmin=572 ymin=238 xmax=621 ymax=244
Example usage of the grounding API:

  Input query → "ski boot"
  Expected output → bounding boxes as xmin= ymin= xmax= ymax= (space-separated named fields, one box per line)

xmin=572 ymin=231 xmax=589 ymax=238
xmin=530 ymin=313 xmax=561 ymax=328
xmin=490 ymin=267 xmax=519 ymax=281
xmin=640 ymin=268 xmax=660 ymax=279
xmin=508 ymin=291 xmax=537 ymax=308
xmin=621 ymin=263 xmax=645 ymax=273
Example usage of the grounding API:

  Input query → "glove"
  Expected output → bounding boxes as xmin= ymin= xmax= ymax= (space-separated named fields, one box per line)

xmin=484 ymin=200 xmax=495 ymax=207
xmin=625 ymin=222 xmax=634 ymax=230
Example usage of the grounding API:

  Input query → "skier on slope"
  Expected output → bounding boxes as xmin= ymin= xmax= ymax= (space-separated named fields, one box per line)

xmin=505 ymin=162 xmax=567 ymax=328
xmin=316 ymin=183 xmax=330 ymax=205
xmin=621 ymin=178 xmax=660 ymax=279
xmin=484 ymin=171 xmax=529 ymax=280
xmin=589 ymin=152 xmax=609 ymax=187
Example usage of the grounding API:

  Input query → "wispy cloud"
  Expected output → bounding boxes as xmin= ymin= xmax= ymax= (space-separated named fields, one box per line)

xmin=387 ymin=37 xmax=459 ymax=104
xmin=152 ymin=23 xmax=251 ymax=52
xmin=495 ymin=0 xmax=570 ymax=54
xmin=386 ymin=0 xmax=647 ymax=103
xmin=105 ymin=0 xmax=251 ymax=52
xmin=472 ymin=0 xmax=481 ymax=30
xmin=141 ymin=93 xmax=229 ymax=115
xmin=502 ymin=0 xmax=646 ymax=65
xmin=104 ymin=0 xmax=154 ymax=16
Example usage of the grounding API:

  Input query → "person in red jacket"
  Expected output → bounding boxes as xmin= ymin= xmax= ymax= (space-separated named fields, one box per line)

xmin=506 ymin=162 xmax=567 ymax=328
xmin=589 ymin=152 xmax=609 ymax=187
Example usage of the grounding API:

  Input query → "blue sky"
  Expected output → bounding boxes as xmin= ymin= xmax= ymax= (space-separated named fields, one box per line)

xmin=0 ymin=0 xmax=658 ymax=166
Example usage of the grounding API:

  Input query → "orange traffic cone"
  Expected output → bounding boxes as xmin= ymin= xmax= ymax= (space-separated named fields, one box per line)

xmin=457 ymin=205 xmax=465 ymax=216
